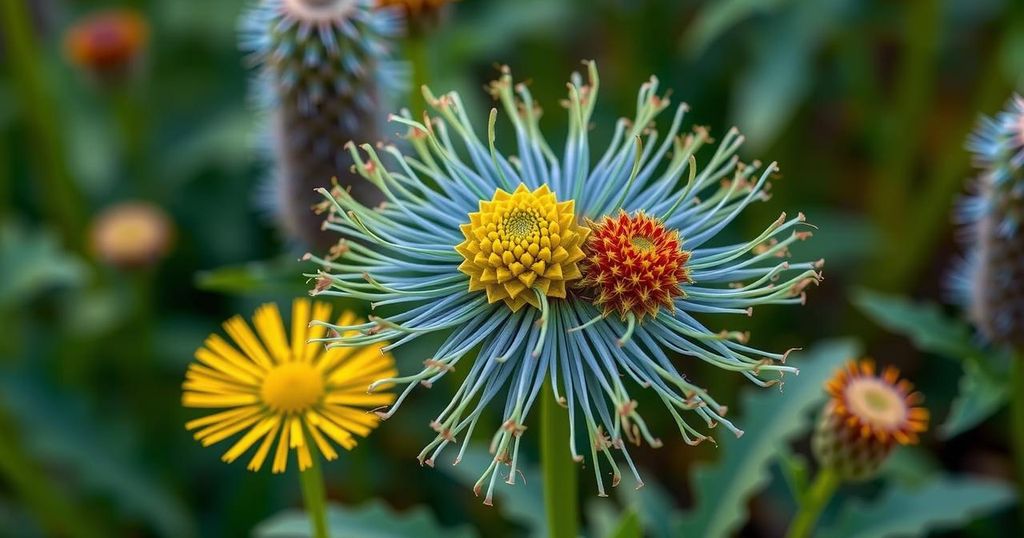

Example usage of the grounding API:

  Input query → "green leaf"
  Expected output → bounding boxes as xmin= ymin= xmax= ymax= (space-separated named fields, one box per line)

xmin=0 ymin=220 xmax=87 ymax=308
xmin=676 ymin=339 xmax=858 ymax=537
xmin=684 ymin=0 xmax=792 ymax=56
xmin=852 ymin=289 xmax=977 ymax=359
xmin=617 ymin=479 xmax=679 ymax=538
xmin=877 ymin=447 xmax=940 ymax=489
xmin=440 ymin=446 xmax=546 ymax=533
xmin=778 ymin=452 xmax=810 ymax=506
xmin=0 ymin=378 xmax=196 ymax=538
xmin=731 ymin=0 xmax=842 ymax=150
xmin=606 ymin=509 xmax=642 ymax=538
xmin=820 ymin=476 xmax=1015 ymax=538
xmin=254 ymin=500 xmax=475 ymax=538
xmin=941 ymin=358 xmax=1010 ymax=439
xmin=194 ymin=257 xmax=310 ymax=295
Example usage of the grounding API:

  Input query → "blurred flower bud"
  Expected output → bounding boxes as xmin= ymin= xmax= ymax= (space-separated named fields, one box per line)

xmin=241 ymin=0 xmax=402 ymax=250
xmin=812 ymin=360 xmax=928 ymax=481
xmin=89 ymin=202 xmax=173 ymax=269
xmin=63 ymin=9 xmax=148 ymax=83
xmin=376 ymin=0 xmax=456 ymax=36
xmin=956 ymin=95 xmax=1024 ymax=347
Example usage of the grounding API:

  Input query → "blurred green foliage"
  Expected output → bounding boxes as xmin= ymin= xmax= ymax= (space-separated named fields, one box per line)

xmin=3 ymin=0 xmax=1024 ymax=536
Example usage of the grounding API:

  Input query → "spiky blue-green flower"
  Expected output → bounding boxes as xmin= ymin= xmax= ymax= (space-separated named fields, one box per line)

xmin=307 ymin=62 xmax=822 ymax=502
xmin=241 ymin=0 xmax=402 ymax=248
xmin=956 ymin=94 xmax=1024 ymax=346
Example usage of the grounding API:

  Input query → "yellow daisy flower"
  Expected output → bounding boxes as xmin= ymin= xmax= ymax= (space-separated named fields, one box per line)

xmin=182 ymin=299 xmax=396 ymax=473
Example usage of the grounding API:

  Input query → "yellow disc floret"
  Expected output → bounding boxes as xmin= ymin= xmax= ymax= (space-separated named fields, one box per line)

xmin=456 ymin=184 xmax=588 ymax=311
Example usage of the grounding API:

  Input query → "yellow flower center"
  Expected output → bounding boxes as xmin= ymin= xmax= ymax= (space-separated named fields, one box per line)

xmin=629 ymin=235 xmax=655 ymax=252
xmin=260 ymin=362 xmax=324 ymax=413
xmin=846 ymin=377 xmax=907 ymax=430
xmin=455 ymin=184 xmax=588 ymax=311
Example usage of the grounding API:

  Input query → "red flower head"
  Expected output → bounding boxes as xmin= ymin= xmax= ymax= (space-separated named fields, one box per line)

xmin=579 ymin=211 xmax=692 ymax=321
xmin=64 ymin=9 xmax=148 ymax=78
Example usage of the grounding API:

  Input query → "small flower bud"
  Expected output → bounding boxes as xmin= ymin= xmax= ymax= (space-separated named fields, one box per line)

xmin=375 ymin=0 xmax=457 ymax=36
xmin=812 ymin=360 xmax=929 ymax=481
xmin=89 ymin=202 xmax=173 ymax=269
xmin=64 ymin=9 xmax=148 ymax=83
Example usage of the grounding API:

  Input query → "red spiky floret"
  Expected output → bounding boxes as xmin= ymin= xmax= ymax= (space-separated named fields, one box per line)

xmin=579 ymin=211 xmax=692 ymax=320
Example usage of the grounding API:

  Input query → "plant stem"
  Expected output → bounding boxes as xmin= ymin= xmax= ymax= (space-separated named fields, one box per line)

xmin=785 ymin=467 xmax=840 ymax=538
xmin=0 ymin=0 xmax=85 ymax=251
xmin=408 ymin=34 xmax=429 ymax=117
xmin=541 ymin=380 xmax=577 ymax=538
xmin=299 ymin=457 xmax=329 ymax=538
xmin=1011 ymin=353 xmax=1024 ymax=520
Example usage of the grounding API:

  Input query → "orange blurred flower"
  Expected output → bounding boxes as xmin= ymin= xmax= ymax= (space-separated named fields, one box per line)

xmin=64 ymin=9 xmax=148 ymax=77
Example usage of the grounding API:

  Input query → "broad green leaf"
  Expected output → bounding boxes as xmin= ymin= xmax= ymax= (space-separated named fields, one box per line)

xmin=194 ymin=257 xmax=309 ymax=295
xmin=0 ymin=220 xmax=87 ymax=308
xmin=676 ymin=339 xmax=858 ymax=537
xmin=0 ymin=378 xmax=196 ymax=538
xmin=820 ymin=476 xmax=1014 ymax=538
xmin=254 ymin=500 xmax=475 ymax=538
xmin=617 ymin=479 xmax=679 ymax=538
xmin=585 ymin=499 xmax=620 ymax=538
xmin=852 ymin=289 xmax=977 ymax=359
xmin=792 ymin=210 xmax=878 ymax=271
xmin=440 ymin=446 xmax=545 ymax=533
xmin=941 ymin=358 xmax=1009 ymax=439
xmin=684 ymin=0 xmax=792 ymax=56
xmin=877 ymin=447 xmax=940 ymax=489
xmin=606 ymin=509 xmax=642 ymax=538
xmin=778 ymin=452 xmax=810 ymax=505
xmin=731 ymin=0 xmax=851 ymax=150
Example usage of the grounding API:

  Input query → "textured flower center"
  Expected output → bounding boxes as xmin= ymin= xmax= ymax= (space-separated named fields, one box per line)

xmin=846 ymin=378 xmax=907 ymax=429
xmin=629 ymin=235 xmax=655 ymax=252
xmin=503 ymin=210 xmax=541 ymax=241
xmin=579 ymin=211 xmax=692 ymax=320
xmin=261 ymin=362 xmax=324 ymax=413
xmin=455 ymin=184 xmax=587 ymax=311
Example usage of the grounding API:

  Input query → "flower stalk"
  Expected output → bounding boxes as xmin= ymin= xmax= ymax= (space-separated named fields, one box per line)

xmin=1012 ymin=353 xmax=1024 ymax=517
xmin=1 ymin=0 xmax=84 ymax=251
xmin=541 ymin=381 xmax=577 ymax=538
xmin=299 ymin=455 xmax=329 ymax=538
xmin=785 ymin=466 xmax=839 ymax=538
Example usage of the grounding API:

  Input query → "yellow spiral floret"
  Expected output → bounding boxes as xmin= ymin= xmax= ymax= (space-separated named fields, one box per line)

xmin=456 ymin=184 xmax=588 ymax=311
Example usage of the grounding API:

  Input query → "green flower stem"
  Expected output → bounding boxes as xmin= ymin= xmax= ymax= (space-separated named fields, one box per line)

xmin=408 ymin=34 xmax=429 ymax=117
xmin=1011 ymin=354 xmax=1024 ymax=519
xmin=866 ymin=0 xmax=939 ymax=236
xmin=112 ymin=86 xmax=149 ymax=194
xmin=785 ymin=466 xmax=840 ymax=538
xmin=0 ymin=0 xmax=85 ymax=251
xmin=541 ymin=380 xmax=578 ymax=538
xmin=299 ymin=456 xmax=330 ymax=538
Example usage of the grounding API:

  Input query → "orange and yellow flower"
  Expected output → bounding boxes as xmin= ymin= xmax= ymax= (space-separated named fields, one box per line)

xmin=813 ymin=360 xmax=929 ymax=479
xmin=64 ymin=9 xmax=148 ymax=76
xmin=579 ymin=211 xmax=692 ymax=320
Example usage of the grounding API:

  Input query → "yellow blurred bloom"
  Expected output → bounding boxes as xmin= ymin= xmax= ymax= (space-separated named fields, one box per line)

xmin=89 ymin=201 xmax=173 ymax=269
xmin=182 ymin=299 xmax=396 ymax=473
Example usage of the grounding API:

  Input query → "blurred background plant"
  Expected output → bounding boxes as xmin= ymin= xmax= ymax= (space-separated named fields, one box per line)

xmin=2 ymin=0 xmax=1023 ymax=536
